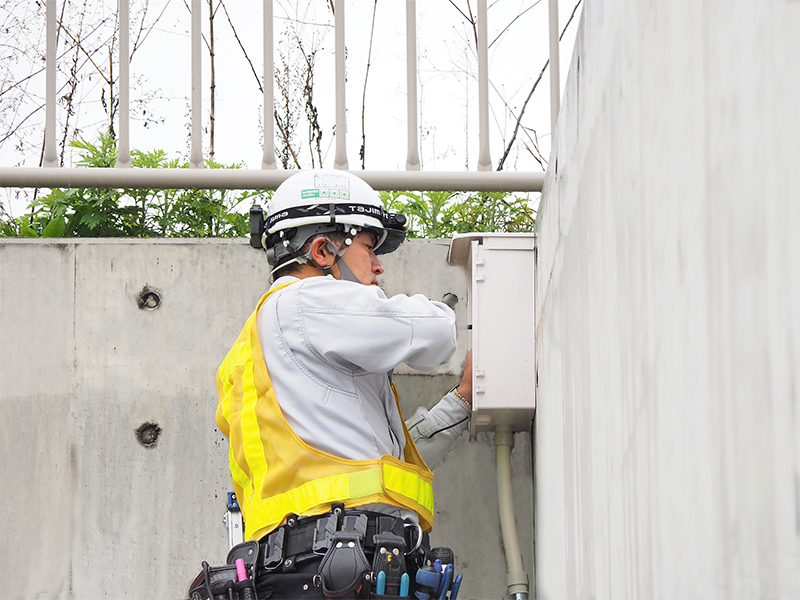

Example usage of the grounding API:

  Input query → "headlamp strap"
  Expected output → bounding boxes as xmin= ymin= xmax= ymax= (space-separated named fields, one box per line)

xmin=264 ymin=202 xmax=404 ymax=232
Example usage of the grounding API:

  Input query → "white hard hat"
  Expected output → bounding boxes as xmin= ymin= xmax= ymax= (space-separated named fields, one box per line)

xmin=261 ymin=170 xmax=407 ymax=268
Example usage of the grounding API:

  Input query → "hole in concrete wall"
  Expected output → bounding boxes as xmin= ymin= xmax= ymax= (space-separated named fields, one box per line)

xmin=441 ymin=293 xmax=459 ymax=309
xmin=136 ymin=422 xmax=161 ymax=448
xmin=137 ymin=286 xmax=161 ymax=310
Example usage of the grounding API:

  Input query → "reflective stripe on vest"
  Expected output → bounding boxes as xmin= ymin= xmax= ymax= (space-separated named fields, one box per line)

xmin=245 ymin=457 xmax=435 ymax=541
xmin=216 ymin=280 xmax=435 ymax=542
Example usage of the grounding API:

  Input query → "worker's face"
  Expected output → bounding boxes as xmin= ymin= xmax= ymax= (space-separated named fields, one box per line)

xmin=338 ymin=231 xmax=384 ymax=286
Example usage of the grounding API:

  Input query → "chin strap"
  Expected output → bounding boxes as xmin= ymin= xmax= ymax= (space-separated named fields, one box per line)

xmin=328 ymin=227 xmax=365 ymax=283
xmin=335 ymin=258 xmax=361 ymax=283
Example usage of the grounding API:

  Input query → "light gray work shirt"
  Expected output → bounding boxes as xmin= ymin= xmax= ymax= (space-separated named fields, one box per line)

xmin=257 ymin=275 xmax=470 ymax=475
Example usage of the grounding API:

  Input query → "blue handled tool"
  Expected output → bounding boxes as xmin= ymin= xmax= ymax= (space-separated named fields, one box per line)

xmin=376 ymin=571 xmax=386 ymax=595
xmin=449 ymin=573 xmax=463 ymax=600
xmin=437 ymin=564 xmax=453 ymax=600
xmin=400 ymin=572 xmax=410 ymax=597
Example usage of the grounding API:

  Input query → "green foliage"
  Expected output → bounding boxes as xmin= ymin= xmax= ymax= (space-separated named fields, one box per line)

xmin=380 ymin=189 xmax=536 ymax=238
xmin=0 ymin=133 xmax=536 ymax=239
xmin=0 ymin=133 xmax=260 ymax=238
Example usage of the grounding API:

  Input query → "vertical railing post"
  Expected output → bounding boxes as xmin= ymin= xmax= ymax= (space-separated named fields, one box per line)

xmin=116 ymin=0 xmax=131 ymax=168
xmin=43 ymin=0 xmax=58 ymax=168
xmin=262 ymin=0 xmax=276 ymax=169
xmin=190 ymin=0 xmax=203 ymax=169
xmin=405 ymin=0 xmax=420 ymax=171
xmin=548 ymin=0 xmax=561 ymax=137
xmin=333 ymin=0 xmax=348 ymax=170
xmin=476 ymin=0 xmax=491 ymax=171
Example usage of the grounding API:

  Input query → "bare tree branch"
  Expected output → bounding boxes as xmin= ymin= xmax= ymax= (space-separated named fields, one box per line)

xmin=489 ymin=0 xmax=542 ymax=49
xmin=209 ymin=0 xmax=217 ymax=162
xmin=359 ymin=0 xmax=378 ymax=170
xmin=274 ymin=109 xmax=301 ymax=168
xmin=131 ymin=0 xmax=172 ymax=60
xmin=219 ymin=0 xmax=263 ymax=93
xmin=55 ymin=12 xmax=115 ymax=85
xmin=559 ymin=0 xmax=583 ymax=43
xmin=496 ymin=60 xmax=547 ymax=171
xmin=496 ymin=0 xmax=582 ymax=170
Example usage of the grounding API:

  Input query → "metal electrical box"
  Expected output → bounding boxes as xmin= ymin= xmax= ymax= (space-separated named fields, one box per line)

xmin=448 ymin=233 xmax=536 ymax=432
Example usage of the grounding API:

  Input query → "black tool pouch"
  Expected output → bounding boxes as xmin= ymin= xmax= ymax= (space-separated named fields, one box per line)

xmin=187 ymin=541 xmax=260 ymax=600
xmin=227 ymin=540 xmax=261 ymax=571
xmin=187 ymin=561 xmax=257 ymax=600
xmin=370 ymin=532 xmax=407 ymax=597
xmin=317 ymin=532 xmax=371 ymax=598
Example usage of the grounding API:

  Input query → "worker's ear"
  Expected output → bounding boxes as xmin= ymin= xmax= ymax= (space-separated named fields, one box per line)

xmin=309 ymin=236 xmax=333 ymax=268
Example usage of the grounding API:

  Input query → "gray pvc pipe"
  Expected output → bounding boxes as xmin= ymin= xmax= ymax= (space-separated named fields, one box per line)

xmin=495 ymin=424 xmax=529 ymax=600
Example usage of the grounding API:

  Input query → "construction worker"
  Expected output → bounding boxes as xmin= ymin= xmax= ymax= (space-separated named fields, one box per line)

xmin=215 ymin=169 xmax=472 ymax=599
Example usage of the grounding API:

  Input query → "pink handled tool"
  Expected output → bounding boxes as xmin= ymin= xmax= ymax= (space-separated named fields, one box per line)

xmin=235 ymin=558 xmax=247 ymax=582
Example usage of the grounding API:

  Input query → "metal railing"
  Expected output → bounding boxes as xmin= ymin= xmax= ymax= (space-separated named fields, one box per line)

xmin=0 ymin=0 xmax=560 ymax=193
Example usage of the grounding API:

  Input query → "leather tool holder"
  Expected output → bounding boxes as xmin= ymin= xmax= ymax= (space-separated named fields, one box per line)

xmin=187 ymin=561 xmax=256 ymax=600
xmin=370 ymin=532 xmax=407 ymax=597
xmin=318 ymin=528 xmax=371 ymax=598
xmin=187 ymin=541 xmax=259 ymax=600
xmin=227 ymin=541 xmax=261 ymax=573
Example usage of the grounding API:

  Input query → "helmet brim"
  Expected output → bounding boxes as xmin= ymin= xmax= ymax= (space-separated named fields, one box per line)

xmin=374 ymin=229 xmax=406 ymax=255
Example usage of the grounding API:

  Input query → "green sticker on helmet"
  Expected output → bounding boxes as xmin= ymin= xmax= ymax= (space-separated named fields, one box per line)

xmin=301 ymin=188 xmax=351 ymax=200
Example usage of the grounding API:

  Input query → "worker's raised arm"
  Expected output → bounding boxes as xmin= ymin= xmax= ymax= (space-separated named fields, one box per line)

xmin=290 ymin=276 xmax=457 ymax=374
xmin=407 ymin=349 xmax=473 ymax=468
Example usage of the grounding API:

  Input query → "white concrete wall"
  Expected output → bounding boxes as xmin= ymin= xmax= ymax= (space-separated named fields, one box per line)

xmin=0 ymin=238 xmax=532 ymax=600
xmin=535 ymin=1 xmax=800 ymax=598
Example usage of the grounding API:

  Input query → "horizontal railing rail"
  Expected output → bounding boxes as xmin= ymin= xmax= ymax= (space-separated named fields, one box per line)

xmin=0 ymin=168 xmax=544 ymax=192
xmin=4 ymin=0 xmax=560 ymax=193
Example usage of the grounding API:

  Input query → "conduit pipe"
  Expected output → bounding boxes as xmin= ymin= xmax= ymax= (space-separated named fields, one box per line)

xmin=495 ymin=424 xmax=529 ymax=600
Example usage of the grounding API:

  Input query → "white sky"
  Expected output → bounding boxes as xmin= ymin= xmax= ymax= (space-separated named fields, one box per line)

xmin=0 ymin=0 xmax=583 ymax=217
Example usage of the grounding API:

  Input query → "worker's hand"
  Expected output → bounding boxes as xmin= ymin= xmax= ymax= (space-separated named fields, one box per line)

xmin=456 ymin=349 xmax=473 ymax=407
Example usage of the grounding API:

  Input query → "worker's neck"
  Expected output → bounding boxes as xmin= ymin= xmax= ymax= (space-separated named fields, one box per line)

xmin=293 ymin=263 xmax=339 ymax=280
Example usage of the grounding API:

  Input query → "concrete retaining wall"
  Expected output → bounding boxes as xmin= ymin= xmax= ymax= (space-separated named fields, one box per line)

xmin=0 ymin=238 xmax=532 ymax=599
xmin=534 ymin=1 xmax=800 ymax=598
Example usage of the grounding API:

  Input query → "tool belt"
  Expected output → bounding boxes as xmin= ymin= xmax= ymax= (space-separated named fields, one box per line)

xmin=187 ymin=504 xmax=432 ymax=600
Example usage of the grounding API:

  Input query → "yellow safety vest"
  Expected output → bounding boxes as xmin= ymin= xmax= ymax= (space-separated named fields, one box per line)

xmin=216 ymin=282 xmax=435 ymax=542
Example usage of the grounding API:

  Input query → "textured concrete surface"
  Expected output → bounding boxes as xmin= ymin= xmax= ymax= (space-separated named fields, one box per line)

xmin=0 ymin=238 xmax=532 ymax=599
xmin=534 ymin=1 xmax=800 ymax=598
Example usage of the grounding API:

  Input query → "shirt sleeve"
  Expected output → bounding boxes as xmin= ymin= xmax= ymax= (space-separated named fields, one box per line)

xmin=405 ymin=392 xmax=471 ymax=469
xmin=297 ymin=278 xmax=457 ymax=373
